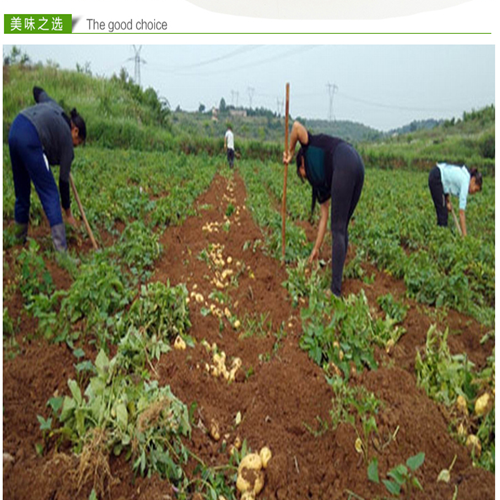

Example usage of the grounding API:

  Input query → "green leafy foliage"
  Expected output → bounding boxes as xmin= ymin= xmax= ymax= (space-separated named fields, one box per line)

xmin=116 ymin=220 xmax=162 ymax=277
xmin=59 ymin=255 xmax=133 ymax=334
xmin=300 ymin=290 xmax=381 ymax=377
xmin=49 ymin=350 xmax=191 ymax=480
xmin=416 ymin=326 xmax=495 ymax=472
xmin=369 ymin=452 xmax=425 ymax=499
xmin=16 ymin=240 xmax=54 ymax=303
xmin=116 ymin=281 xmax=190 ymax=343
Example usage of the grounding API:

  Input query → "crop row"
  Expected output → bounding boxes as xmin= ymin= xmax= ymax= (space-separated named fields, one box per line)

xmin=237 ymin=158 xmax=495 ymax=473
xmin=238 ymin=158 xmax=494 ymax=326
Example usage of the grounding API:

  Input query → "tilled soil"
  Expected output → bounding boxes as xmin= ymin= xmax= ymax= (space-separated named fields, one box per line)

xmin=2 ymin=170 xmax=494 ymax=500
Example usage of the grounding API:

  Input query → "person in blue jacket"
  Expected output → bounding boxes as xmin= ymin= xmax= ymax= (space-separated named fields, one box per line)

xmin=428 ymin=162 xmax=482 ymax=237
xmin=283 ymin=120 xmax=364 ymax=297
xmin=8 ymin=86 xmax=86 ymax=251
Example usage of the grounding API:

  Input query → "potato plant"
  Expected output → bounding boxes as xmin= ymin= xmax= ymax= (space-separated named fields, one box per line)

xmin=416 ymin=325 xmax=495 ymax=472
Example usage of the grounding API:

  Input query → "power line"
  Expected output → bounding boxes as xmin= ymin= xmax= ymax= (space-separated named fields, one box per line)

xmin=247 ymin=87 xmax=255 ymax=109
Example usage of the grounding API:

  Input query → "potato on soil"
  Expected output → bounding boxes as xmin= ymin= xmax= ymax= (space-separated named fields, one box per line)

xmin=259 ymin=447 xmax=272 ymax=468
xmin=240 ymin=492 xmax=255 ymax=500
xmin=174 ymin=336 xmax=186 ymax=350
xmin=456 ymin=395 xmax=468 ymax=416
xmin=466 ymin=434 xmax=482 ymax=457
xmin=236 ymin=468 xmax=264 ymax=495
xmin=210 ymin=419 xmax=221 ymax=441
xmin=236 ymin=452 xmax=265 ymax=494
xmin=474 ymin=392 xmax=492 ymax=417
xmin=238 ymin=453 xmax=262 ymax=474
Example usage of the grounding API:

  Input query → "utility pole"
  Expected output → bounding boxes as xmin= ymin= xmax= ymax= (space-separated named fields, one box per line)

xmin=247 ymin=87 xmax=255 ymax=109
xmin=276 ymin=97 xmax=283 ymax=116
xmin=231 ymin=90 xmax=240 ymax=107
xmin=128 ymin=45 xmax=146 ymax=86
xmin=326 ymin=82 xmax=338 ymax=121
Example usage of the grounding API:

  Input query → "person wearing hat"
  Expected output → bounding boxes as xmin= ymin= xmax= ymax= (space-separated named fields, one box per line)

xmin=428 ymin=162 xmax=482 ymax=237
xmin=8 ymin=86 xmax=86 ymax=251
xmin=283 ymin=120 xmax=364 ymax=298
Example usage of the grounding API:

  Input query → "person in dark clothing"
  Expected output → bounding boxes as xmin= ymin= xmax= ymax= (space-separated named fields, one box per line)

xmin=283 ymin=120 xmax=364 ymax=297
xmin=8 ymin=86 xmax=86 ymax=251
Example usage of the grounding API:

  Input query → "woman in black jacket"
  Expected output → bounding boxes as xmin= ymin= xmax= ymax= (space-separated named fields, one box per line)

xmin=283 ymin=120 xmax=364 ymax=297
xmin=8 ymin=86 xmax=86 ymax=251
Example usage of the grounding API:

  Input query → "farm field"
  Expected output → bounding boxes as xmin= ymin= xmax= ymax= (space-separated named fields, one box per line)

xmin=2 ymin=142 xmax=495 ymax=500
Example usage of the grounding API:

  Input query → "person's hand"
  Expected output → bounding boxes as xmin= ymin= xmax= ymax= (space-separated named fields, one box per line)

xmin=65 ymin=209 xmax=78 ymax=228
xmin=283 ymin=151 xmax=292 ymax=165
xmin=67 ymin=214 xmax=78 ymax=228
xmin=446 ymin=200 xmax=452 ymax=211
xmin=308 ymin=248 xmax=320 ymax=264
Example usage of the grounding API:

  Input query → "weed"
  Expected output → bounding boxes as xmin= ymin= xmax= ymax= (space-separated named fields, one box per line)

xmin=368 ymin=452 xmax=425 ymax=499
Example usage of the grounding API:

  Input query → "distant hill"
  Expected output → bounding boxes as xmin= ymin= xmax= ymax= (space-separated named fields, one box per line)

xmin=387 ymin=118 xmax=444 ymax=136
xmin=293 ymin=117 xmax=383 ymax=144
xmin=3 ymin=53 xmax=494 ymax=172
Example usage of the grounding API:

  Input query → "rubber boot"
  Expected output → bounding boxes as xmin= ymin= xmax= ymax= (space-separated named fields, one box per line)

xmin=51 ymin=223 xmax=68 ymax=252
xmin=14 ymin=222 xmax=28 ymax=244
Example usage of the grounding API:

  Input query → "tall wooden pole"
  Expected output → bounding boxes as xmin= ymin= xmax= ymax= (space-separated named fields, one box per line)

xmin=281 ymin=83 xmax=290 ymax=261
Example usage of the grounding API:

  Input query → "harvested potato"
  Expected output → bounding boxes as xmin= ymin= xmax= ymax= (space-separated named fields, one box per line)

xmin=457 ymin=423 xmax=467 ymax=437
xmin=474 ymin=393 xmax=492 ymax=417
xmin=456 ymin=395 xmax=468 ymax=416
xmin=210 ymin=420 xmax=220 ymax=441
xmin=174 ymin=336 xmax=186 ymax=350
xmin=466 ymin=434 xmax=482 ymax=457
xmin=385 ymin=338 xmax=395 ymax=353
xmin=236 ymin=468 xmax=264 ymax=494
xmin=238 ymin=453 xmax=262 ymax=474
xmin=259 ymin=447 xmax=272 ymax=468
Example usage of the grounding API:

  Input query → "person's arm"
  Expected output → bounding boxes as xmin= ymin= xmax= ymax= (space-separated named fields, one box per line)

xmin=224 ymin=134 xmax=227 ymax=151
xmin=283 ymin=121 xmax=309 ymax=165
xmin=308 ymin=201 xmax=329 ymax=263
xmin=459 ymin=209 xmax=467 ymax=237
xmin=58 ymin=147 xmax=77 ymax=227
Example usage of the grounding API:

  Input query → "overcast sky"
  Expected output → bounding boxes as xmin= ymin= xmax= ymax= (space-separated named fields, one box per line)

xmin=4 ymin=44 xmax=495 ymax=131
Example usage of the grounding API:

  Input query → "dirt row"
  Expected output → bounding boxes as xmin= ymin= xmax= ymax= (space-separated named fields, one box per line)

xmin=2 ymin=169 xmax=495 ymax=500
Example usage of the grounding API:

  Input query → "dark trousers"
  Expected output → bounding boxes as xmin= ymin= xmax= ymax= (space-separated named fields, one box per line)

xmin=8 ymin=114 xmax=63 ymax=227
xmin=227 ymin=148 xmax=235 ymax=168
xmin=428 ymin=166 xmax=448 ymax=227
xmin=330 ymin=143 xmax=365 ymax=297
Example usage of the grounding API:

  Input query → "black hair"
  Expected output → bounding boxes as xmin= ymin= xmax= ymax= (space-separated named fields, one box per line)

xmin=470 ymin=168 xmax=483 ymax=190
xmin=295 ymin=148 xmax=318 ymax=221
xmin=70 ymin=108 xmax=87 ymax=141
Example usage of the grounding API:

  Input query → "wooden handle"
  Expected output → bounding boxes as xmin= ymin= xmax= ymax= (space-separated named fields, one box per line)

xmin=281 ymin=83 xmax=290 ymax=260
xmin=69 ymin=173 xmax=99 ymax=250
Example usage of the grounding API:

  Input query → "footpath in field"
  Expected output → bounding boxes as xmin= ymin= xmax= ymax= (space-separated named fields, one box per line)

xmin=2 ymin=169 xmax=494 ymax=500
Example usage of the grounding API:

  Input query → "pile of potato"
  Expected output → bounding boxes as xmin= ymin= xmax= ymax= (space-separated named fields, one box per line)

xmin=201 ymin=341 xmax=242 ymax=382
xmin=455 ymin=392 xmax=494 ymax=458
xmin=236 ymin=447 xmax=272 ymax=499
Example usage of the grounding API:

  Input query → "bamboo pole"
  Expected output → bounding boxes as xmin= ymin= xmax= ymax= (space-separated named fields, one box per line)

xmin=69 ymin=173 xmax=99 ymax=249
xmin=281 ymin=83 xmax=290 ymax=261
